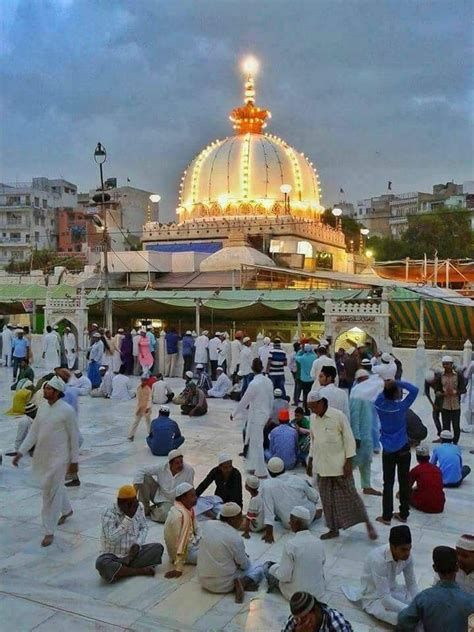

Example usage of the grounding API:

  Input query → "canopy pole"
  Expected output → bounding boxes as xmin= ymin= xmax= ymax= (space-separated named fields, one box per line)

xmin=297 ymin=306 xmax=302 ymax=339
xmin=419 ymin=299 xmax=424 ymax=340
xmin=195 ymin=299 xmax=200 ymax=334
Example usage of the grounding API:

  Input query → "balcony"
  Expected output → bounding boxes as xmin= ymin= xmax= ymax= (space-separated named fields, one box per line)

xmin=0 ymin=221 xmax=31 ymax=229
xmin=0 ymin=238 xmax=30 ymax=246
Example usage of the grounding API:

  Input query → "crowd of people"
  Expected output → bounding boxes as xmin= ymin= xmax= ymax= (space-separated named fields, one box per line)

xmin=1 ymin=322 xmax=473 ymax=630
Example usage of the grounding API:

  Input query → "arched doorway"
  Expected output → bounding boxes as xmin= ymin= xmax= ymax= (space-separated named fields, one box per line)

xmin=334 ymin=327 xmax=377 ymax=355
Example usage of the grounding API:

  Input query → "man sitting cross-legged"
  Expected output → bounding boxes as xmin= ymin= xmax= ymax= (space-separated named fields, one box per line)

xmin=164 ymin=482 xmax=201 ymax=579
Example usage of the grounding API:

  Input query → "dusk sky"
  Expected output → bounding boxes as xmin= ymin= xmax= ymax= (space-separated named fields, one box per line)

xmin=1 ymin=0 xmax=473 ymax=223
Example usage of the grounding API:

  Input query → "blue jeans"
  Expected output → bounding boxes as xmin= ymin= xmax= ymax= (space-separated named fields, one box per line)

xmin=241 ymin=372 xmax=254 ymax=396
xmin=269 ymin=374 xmax=286 ymax=397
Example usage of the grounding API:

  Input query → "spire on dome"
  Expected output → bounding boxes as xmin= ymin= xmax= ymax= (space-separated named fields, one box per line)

xmin=229 ymin=55 xmax=271 ymax=134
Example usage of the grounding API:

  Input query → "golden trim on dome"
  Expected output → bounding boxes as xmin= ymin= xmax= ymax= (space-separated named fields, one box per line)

xmin=229 ymin=58 xmax=271 ymax=134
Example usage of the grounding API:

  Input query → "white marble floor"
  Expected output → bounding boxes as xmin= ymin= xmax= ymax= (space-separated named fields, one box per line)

xmin=0 ymin=366 xmax=472 ymax=631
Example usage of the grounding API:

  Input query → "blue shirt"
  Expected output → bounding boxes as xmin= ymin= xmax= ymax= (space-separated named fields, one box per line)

xmin=296 ymin=350 xmax=317 ymax=383
xmin=12 ymin=337 xmax=29 ymax=358
xmin=146 ymin=415 xmax=182 ymax=456
xmin=268 ymin=424 xmax=298 ymax=469
xmin=165 ymin=331 xmax=179 ymax=355
xmin=64 ymin=385 xmax=79 ymax=414
xmin=182 ymin=335 xmax=194 ymax=357
xmin=430 ymin=444 xmax=462 ymax=485
xmin=396 ymin=580 xmax=474 ymax=632
xmin=374 ymin=381 xmax=418 ymax=453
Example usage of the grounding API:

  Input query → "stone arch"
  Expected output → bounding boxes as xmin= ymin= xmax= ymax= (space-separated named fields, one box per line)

xmin=334 ymin=327 xmax=378 ymax=353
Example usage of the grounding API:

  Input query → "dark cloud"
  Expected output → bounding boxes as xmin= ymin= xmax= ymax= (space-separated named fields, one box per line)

xmin=1 ymin=0 xmax=472 ymax=222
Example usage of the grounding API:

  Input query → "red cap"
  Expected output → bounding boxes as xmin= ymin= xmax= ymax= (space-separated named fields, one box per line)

xmin=278 ymin=409 xmax=290 ymax=422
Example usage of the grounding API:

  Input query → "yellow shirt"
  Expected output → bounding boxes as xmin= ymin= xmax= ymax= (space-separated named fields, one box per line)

xmin=310 ymin=407 xmax=356 ymax=477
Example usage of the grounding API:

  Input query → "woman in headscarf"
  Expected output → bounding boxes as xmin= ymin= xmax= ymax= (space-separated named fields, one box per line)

xmin=120 ymin=330 xmax=134 ymax=375
xmin=6 ymin=384 xmax=33 ymax=415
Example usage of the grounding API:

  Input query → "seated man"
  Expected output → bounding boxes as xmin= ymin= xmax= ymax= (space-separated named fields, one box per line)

xmin=342 ymin=525 xmax=418 ymax=626
xmin=197 ymin=502 xmax=264 ymax=603
xmin=196 ymin=453 xmax=243 ymax=509
xmin=172 ymin=371 xmax=195 ymax=405
xmin=133 ymin=449 xmax=195 ymax=520
xmin=408 ymin=444 xmax=445 ymax=513
xmin=242 ymin=475 xmax=264 ymax=537
xmin=431 ymin=430 xmax=471 ymax=487
xmin=228 ymin=374 xmax=242 ymax=401
xmin=164 ymin=482 xmax=201 ymax=578
xmin=397 ymin=546 xmax=474 ymax=632
xmin=72 ymin=370 xmax=92 ymax=396
xmin=290 ymin=406 xmax=311 ymax=460
xmin=195 ymin=363 xmax=212 ymax=394
xmin=95 ymin=484 xmax=164 ymax=583
xmin=282 ymin=592 xmax=353 ymax=632
xmin=261 ymin=457 xmax=320 ymax=544
xmin=264 ymin=505 xmax=325 ymax=601
xmin=151 ymin=373 xmax=174 ymax=404
xmin=11 ymin=358 xmax=34 ymax=390
xmin=146 ymin=406 xmax=184 ymax=457
xmin=208 ymin=367 xmax=232 ymax=398
xmin=265 ymin=409 xmax=299 ymax=470
xmin=270 ymin=388 xmax=290 ymax=425
xmin=90 ymin=366 xmax=111 ymax=398
xmin=5 ymin=401 xmax=38 ymax=457
xmin=180 ymin=382 xmax=208 ymax=417
xmin=456 ymin=534 xmax=474 ymax=594
xmin=111 ymin=366 xmax=135 ymax=400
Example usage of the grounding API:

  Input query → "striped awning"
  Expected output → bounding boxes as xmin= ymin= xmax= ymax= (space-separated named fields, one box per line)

xmin=389 ymin=297 xmax=473 ymax=339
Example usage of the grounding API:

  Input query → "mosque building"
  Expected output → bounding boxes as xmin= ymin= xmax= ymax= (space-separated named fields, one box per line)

xmin=141 ymin=56 xmax=351 ymax=281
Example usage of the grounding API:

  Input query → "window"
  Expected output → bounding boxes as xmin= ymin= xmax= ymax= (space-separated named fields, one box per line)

xmin=34 ymin=232 xmax=39 ymax=242
xmin=42 ymin=199 xmax=47 ymax=209
xmin=9 ymin=232 xmax=21 ymax=240
xmin=34 ymin=197 xmax=40 ymax=207
xmin=11 ymin=250 xmax=23 ymax=260
xmin=297 ymin=241 xmax=313 ymax=258
xmin=25 ymin=234 xmax=30 ymax=242
xmin=25 ymin=195 xmax=31 ymax=205
xmin=7 ymin=196 xmax=21 ymax=206
xmin=34 ymin=217 xmax=39 ymax=226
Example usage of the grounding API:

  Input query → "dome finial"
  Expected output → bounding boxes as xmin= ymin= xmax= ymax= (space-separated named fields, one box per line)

xmin=230 ymin=55 xmax=270 ymax=134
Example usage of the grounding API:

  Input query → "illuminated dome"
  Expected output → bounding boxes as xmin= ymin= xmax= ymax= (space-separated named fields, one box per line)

xmin=178 ymin=58 xmax=323 ymax=222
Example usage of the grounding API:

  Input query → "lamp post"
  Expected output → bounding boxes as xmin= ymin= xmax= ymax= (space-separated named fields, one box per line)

xmin=360 ymin=227 xmax=369 ymax=253
xmin=93 ymin=142 xmax=112 ymax=332
xmin=280 ymin=183 xmax=292 ymax=214
xmin=148 ymin=194 xmax=161 ymax=223
xmin=332 ymin=207 xmax=342 ymax=230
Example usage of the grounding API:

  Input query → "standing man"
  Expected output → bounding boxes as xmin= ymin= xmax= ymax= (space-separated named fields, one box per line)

xmin=43 ymin=325 xmax=61 ymax=372
xmin=216 ymin=332 xmax=229 ymax=374
xmin=229 ymin=331 xmax=243 ymax=380
xmin=296 ymin=344 xmax=317 ymax=414
xmin=128 ymin=374 xmax=152 ymax=441
xmin=12 ymin=376 xmax=79 ymax=547
xmin=165 ymin=327 xmax=179 ymax=377
xmin=194 ymin=330 xmax=209 ymax=372
xmin=258 ymin=336 xmax=272 ymax=374
xmin=63 ymin=326 xmax=77 ymax=370
xmin=307 ymin=392 xmax=377 ymax=541
xmin=374 ymin=379 xmax=419 ymax=526
xmin=208 ymin=332 xmax=220 ymax=380
xmin=310 ymin=345 xmax=338 ymax=388
xmin=11 ymin=328 xmax=30 ymax=381
xmin=316 ymin=365 xmax=350 ymax=420
xmin=181 ymin=330 xmax=195 ymax=377
xmin=266 ymin=338 xmax=287 ymax=396
xmin=1 ymin=323 xmax=13 ymax=367
xmin=424 ymin=369 xmax=443 ymax=441
xmin=436 ymin=356 xmax=466 ymax=445
xmin=239 ymin=336 xmax=254 ymax=395
xmin=231 ymin=357 xmax=274 ymax=478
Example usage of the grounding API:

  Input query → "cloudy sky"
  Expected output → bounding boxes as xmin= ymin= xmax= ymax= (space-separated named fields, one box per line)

xmin=1 ymin=0 xmax=472 ymax=222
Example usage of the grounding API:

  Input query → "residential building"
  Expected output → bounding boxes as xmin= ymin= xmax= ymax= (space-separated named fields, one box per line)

xmin=0 ymin=178 xmax=77 ymax=266
xmin=57 ymin=207 xmax=103 ymax=260
xmin=355 ymin=194 xmax=396 ymax=237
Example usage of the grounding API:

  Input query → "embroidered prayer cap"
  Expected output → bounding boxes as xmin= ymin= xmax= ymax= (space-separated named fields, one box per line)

xmin=278 ymin=409 xmax=290 ymax=422
xmin=273 ymin=388 xmax=283 ymax=397
xmin=74 ymin=370 xmax=82 ymax=377
xmin=245 ymin=475 xmax=259 ymax=490
xmin=159 ymin=405 xmax=170 ymax=414
xmin=304 ymin=344 xmax=312 ymax=352
xmin=307 ymin=390 xmax=324 ymax=403
xmin=415 ymin=444 xmax=430 ymax=457
xmin=92 ymin=331 xmax=101 ymax=338
xmin=92 ymin=323 xmax=98 ymax=327
xmin=440 ymin=430 xmax=454 ymax=440
xmin=456 ymin=534 xmax=474 ymax=552
xmin=290 ymin=592 xmax=316 ymax=617
xmin=361 ymin=358 xmax=372 ymax=366
xmin=441 ymin=355 xmax=453 ymax=363
xmin=218 ymin=452 xmax=232 ymax=465
xmin=185 ymin=330 xmax=192 ymax=335
xmin=175 ymin=482 xmax=193 ymax=498
xmin=53 ymin=325 xmax=59 ymax=330
xmin=355 ymin=369 xmax=370 ymax=380
xmin=216 ymin=366 xmax=224 ymax=372
xmin=389 ymin=525 xmax=412 ymax=546
xmin=117 ymin=328 xmax=124 ymax=333
xmin=185 ymin=370 xmax=194 ymax=378
xmin=46 ymin=375 xmax=66 ymax=393
xmin=168 ymin=448 xmax=184 ymax=462
xmin=267 ymin=456 xmax=285 ymax=474
xmin=65 ymin=326 xmax=71 ymax=331
xmin=263 ymin=336 xmax=271 ymax=344
xmin=219 ymin=502 xmax=241 ymax=518
xmin=290 ymin=506 xmax=311 ymax=522
xmin=117 ymin=484 xmax=137 ymax=499
xmin=25 ymin=402 xmax=38 ymax=414
xmin=243 ymin=336 xmax=251 ymax=343
xmin=196 ymin=363 xmax=204 ymax=369
xmin=381 ymin=352 xmax=392 ymax=363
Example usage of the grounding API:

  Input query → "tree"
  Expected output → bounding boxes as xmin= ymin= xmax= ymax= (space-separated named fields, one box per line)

xmin=5 ymin=248 xmax=84 ymax=274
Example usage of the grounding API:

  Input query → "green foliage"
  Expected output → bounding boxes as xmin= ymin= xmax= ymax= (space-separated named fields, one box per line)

xmin=5 ymin=248 xmax=84 ymax=274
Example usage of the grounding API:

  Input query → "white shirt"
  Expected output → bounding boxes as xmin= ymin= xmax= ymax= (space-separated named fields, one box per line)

xmin=208 ymin=336 xmax=220 ymax=362
xmin=111 ymin=374 xmax=134 ymax=400
xmin=197 ymin=520 xmax=250 ymax=592
xmin=270 ymin=530 xmax=326 ymax=601
xmin=239 ymin=345 xmax=254 ymax=375
xmin=133 ymin=462 xmax=195 ymax=504
xmin=217 ymin=339 xmax=229 ymax=366
xmin=100 ymin=503 xmax=148 ymax=556
xmin=247 ymin=493 xmax=263 ymax=531
xmin=233 ymin=372 xmax=274 ymax=429
xmin=258 ymin=343 xmax=272 ymax=369
xmin=89 ymin=339 xmax=104 ymax=363
xmin=261 ymin=473 xmax=319 ymax=528
xmin=151 ymin=380 xmax=171 ymax=404
xmin=63 ymin=332 xmax=76 ymax=353
xmin=230 ymin=339 xmax=242 ymax=374
xmin=310 ymin=356 xmax=338 ymax=385
xmin=373 ymin=362 xmax=397 ymax=380
xmin=194 ymin=335 xmax=209 ymax=364
xmin=208 ymin=372 xmax=232 ymax=397
xmin=348 ymin=544 xmax=418 ymax=611
xmin=456 ymin=568 xmax=474 ymax=594
xmin=75 ymin=375 xmax=92 ymax=394
xmin=1 ymin=327 xmax=13 ymax=354
xmin=19 ymin=399 xmax=79 ymax=478
xmin=350 ymin=374 xmax=384 ymax=402
xmin=316 ymin=383 xmax=350 ymax=420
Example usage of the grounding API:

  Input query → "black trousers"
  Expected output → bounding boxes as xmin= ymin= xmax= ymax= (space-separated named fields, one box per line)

xmin=300 ymin=380 xmax=313 ymax=415
xmin=292 ymin=371 xmax=302 ymax=405
xmin=432 ymin=408 xmax=442 ymax=436
xmin=210 ymin=359 xmax=218 ymax=381
xmin=441 ymin=408 xmax=461 ymax=444
xmin=182 ymin=355 xmax=193 ymax=377
xmin=382 ymin=444 xmax=411 ymax=521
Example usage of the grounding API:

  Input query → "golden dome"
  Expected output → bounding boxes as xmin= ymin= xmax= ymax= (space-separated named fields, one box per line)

xmin=177 ymin=59 xmax=323 ymax=222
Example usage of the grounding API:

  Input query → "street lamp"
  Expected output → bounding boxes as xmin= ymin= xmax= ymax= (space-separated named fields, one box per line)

xmin=332 ymin=207 xmax=342 ymax=230
xmin=360 ymin=227 xmax=369 ymax=253
xmin=93 ymin=142 xmax=112 ymax=332
xmin=148 ymin=194 xmax=161 ymax=223
xmin=280 ymin=183 xmax=292 ymax=214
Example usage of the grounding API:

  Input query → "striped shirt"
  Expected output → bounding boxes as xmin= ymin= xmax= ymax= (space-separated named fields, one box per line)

xmin=283 ymin=605 xmax=353 ymax=632
xmin=267 ymin=347 xmax=287 ymax=376
xmin=100 ymin=503 xmax=148 ymax=556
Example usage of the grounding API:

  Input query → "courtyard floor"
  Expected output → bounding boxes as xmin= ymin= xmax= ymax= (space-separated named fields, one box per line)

xmin=0 ymin=367 xmax=472 ymax=632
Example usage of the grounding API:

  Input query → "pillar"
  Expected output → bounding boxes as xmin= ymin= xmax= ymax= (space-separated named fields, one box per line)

xmin=415 ymin=337 xmax=427 ymax=390
xmin=195 ymin=299 xmax=201 ymax=334
xmin=419 ymin=299 xmax=425 ymax=342
xmin=463 ymin=339 xmax=472 ymax=367
xmin=158 ymin=330 xmax=166 ymax=375
xmin=297 ymin=309 xmax=302 ymax=339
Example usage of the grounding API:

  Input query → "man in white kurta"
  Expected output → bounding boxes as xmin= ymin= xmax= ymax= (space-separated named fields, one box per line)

xmin=229 ymin=333 xmax=243 ymax=376
xmin=310 ymin=347 xmax=338 ymax=387
xmin=316 ymin=365 xmax=350 ymax=419
xmin=265 ymin=505 xmax=326 ymax=601
xmin=2 ymin=325 xmax=13 ymax=366
xmin=194 ymin=331 xmax=209 ymax=365
xmin=217 ymin=334 xmax=230 ymax=372
xmin=258 ymin=337 xmax=272 ymax=373
xmin=71 ymin=371 xmax=92 ymax=395
xmin=13 ymin=375 xmax=79 ymax=547
xmin=43 ymin=326 xmax=61 ymax=371
xmin=197 ymin=502 xmax=263 ymax=600
xmin=63 ymin=327 xmax=77 ymax=370
xmin=232 ymin=358 xmax=274 ymax=478
xmin=111 ymin=370 xmax=135 ymax=400
xmin=208 ymin=367 xmax=232 ymax=398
